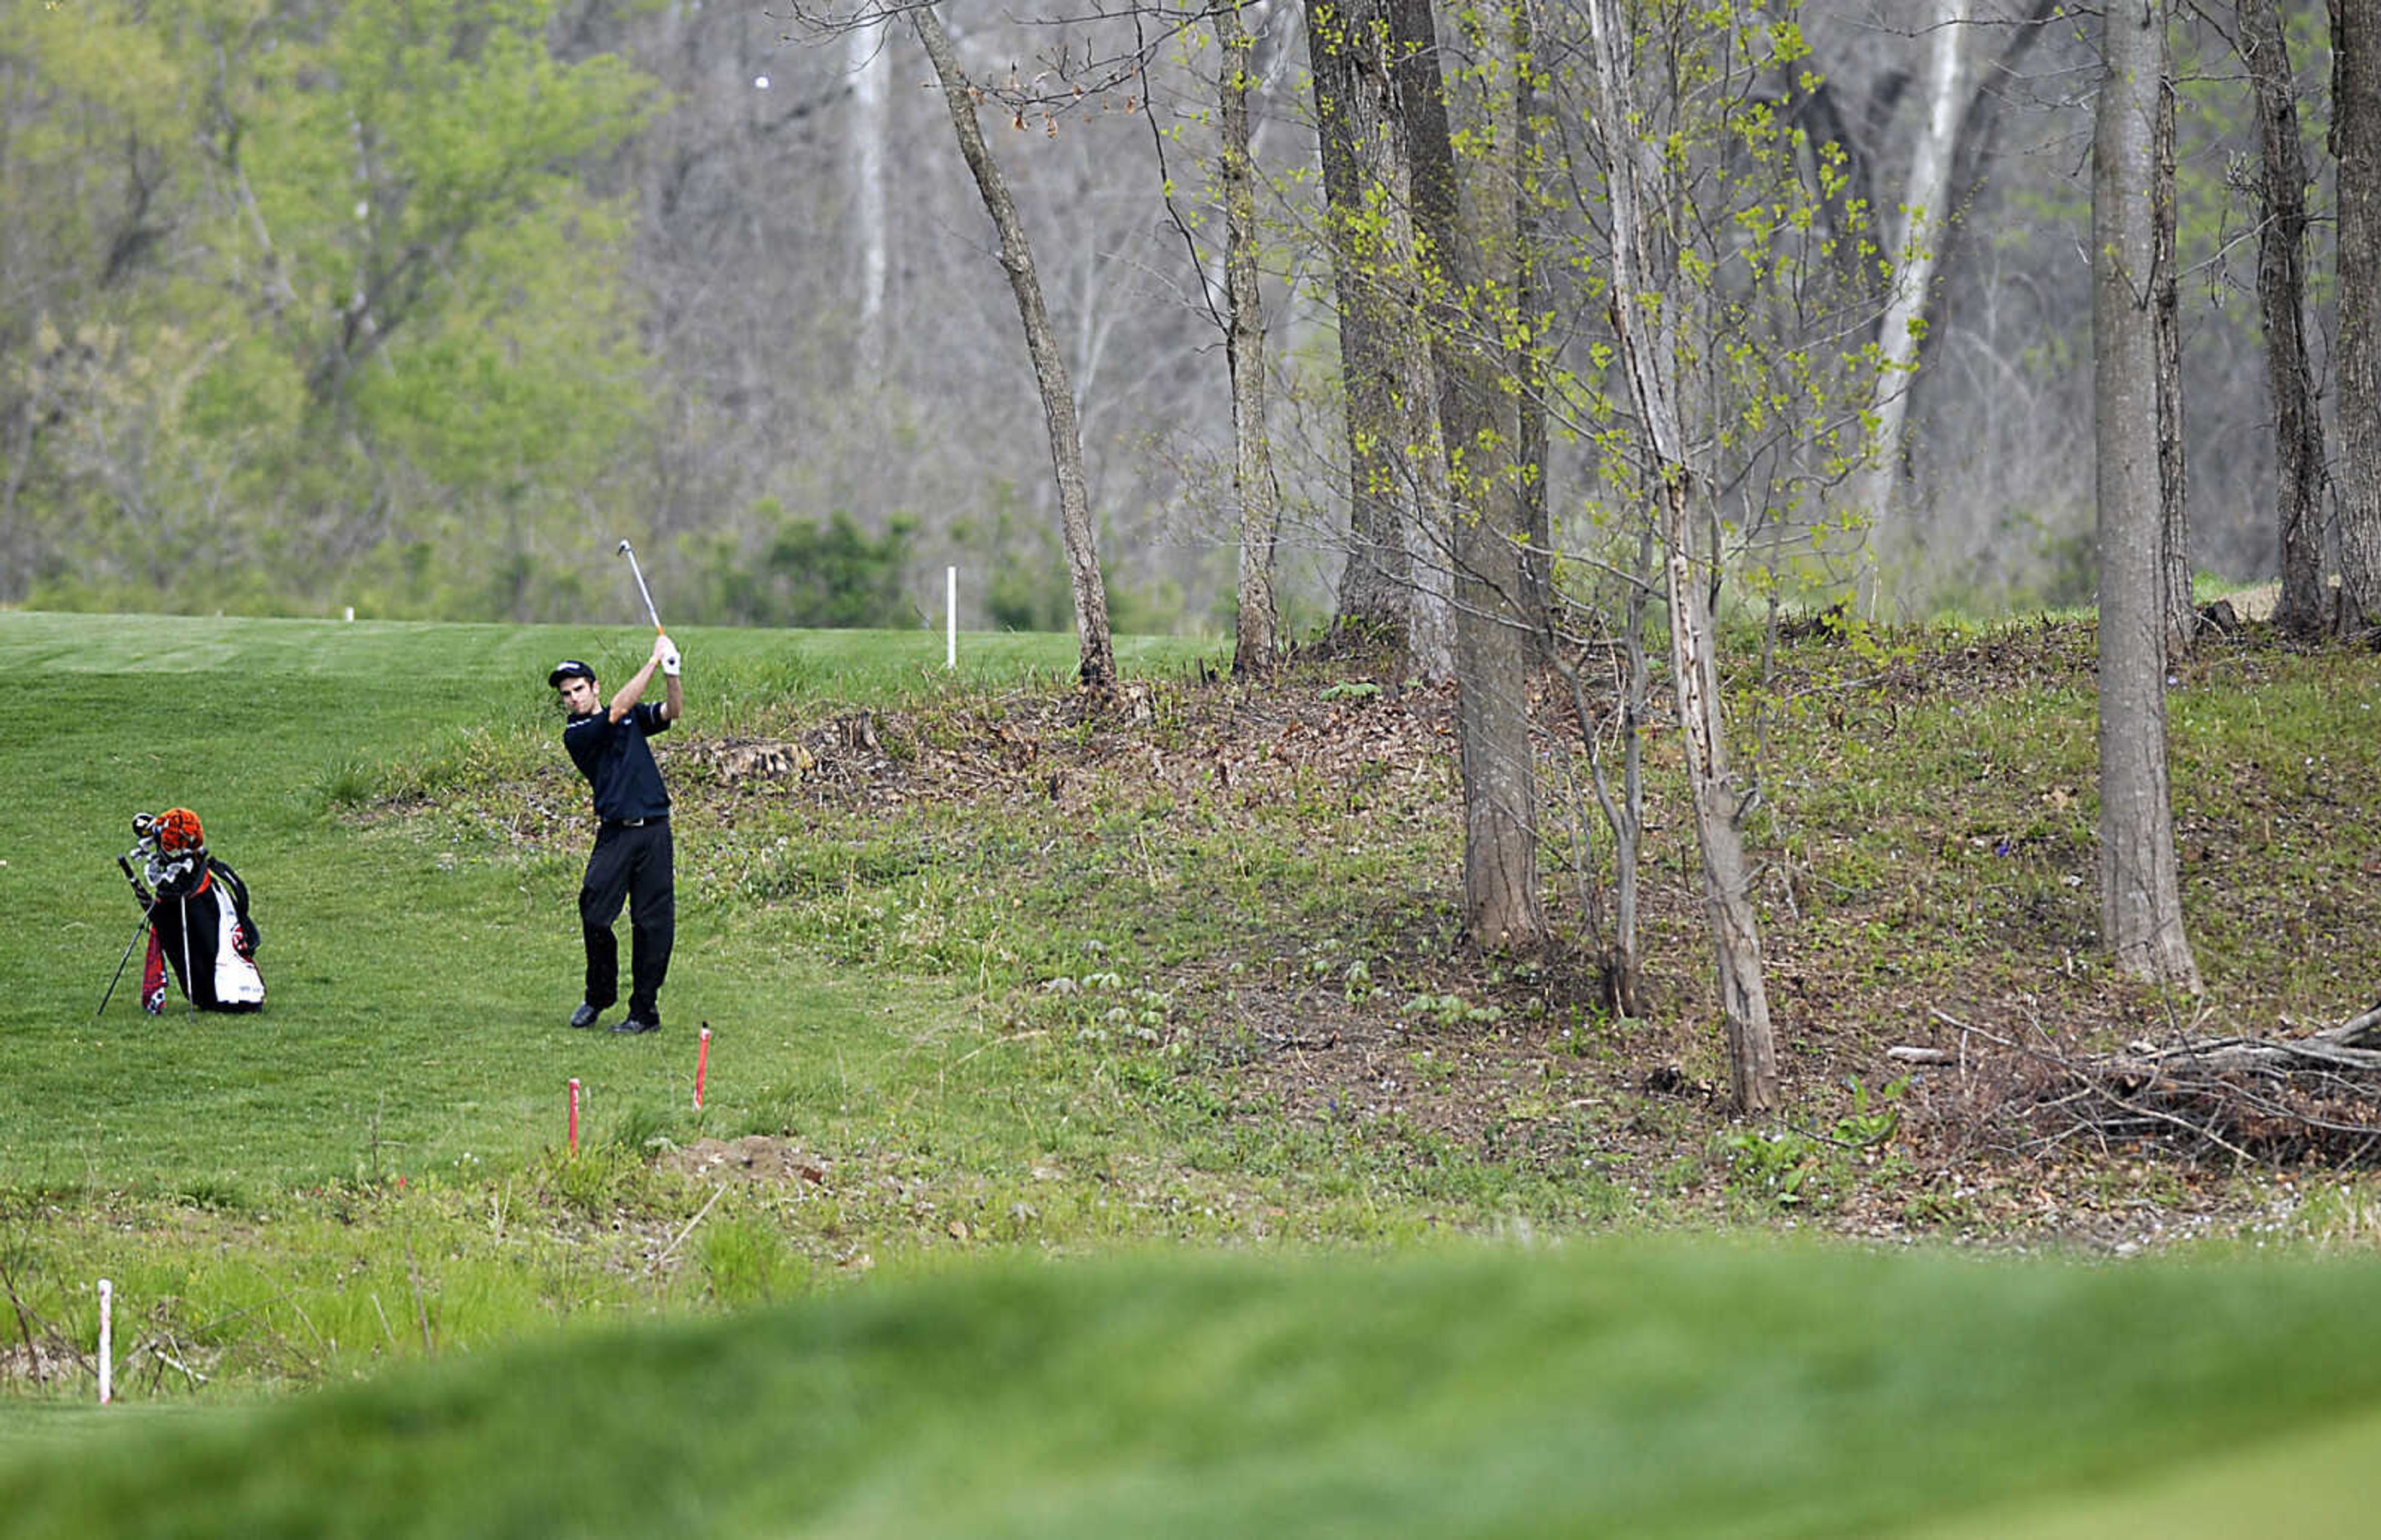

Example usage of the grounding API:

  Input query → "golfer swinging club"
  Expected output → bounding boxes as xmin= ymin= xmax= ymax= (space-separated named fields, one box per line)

xmin=550 ymin=630 xmax=681 ymax=1034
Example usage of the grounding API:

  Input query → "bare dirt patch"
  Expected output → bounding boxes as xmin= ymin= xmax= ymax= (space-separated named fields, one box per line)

xmin=660 ymin=1136 xmax=831 ymax=1186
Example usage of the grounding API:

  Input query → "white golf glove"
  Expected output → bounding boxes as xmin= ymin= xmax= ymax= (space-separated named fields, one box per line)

xmin=660 ymin=643 xmax=682 ymax=677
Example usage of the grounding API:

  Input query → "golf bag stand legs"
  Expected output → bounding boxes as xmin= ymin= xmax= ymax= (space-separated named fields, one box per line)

xmin=96 ymin=911 xmax=155 ymax=1018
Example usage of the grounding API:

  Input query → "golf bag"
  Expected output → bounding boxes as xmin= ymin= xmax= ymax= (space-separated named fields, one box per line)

xmin=127 ymin=808 xmax=265 ymax=1014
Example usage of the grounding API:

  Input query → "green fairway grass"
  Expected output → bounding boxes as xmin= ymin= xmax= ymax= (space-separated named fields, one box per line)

xmin=1909 ymin=1405 xmax=2381 ymax=1539
xmin=2 ymin=612 xmax=1201 ymax=1191
xmin=0 ymin=611 xmax=1235 ymax=1394
xmin=3 ymin=1240 xmax=2380 ymax=1538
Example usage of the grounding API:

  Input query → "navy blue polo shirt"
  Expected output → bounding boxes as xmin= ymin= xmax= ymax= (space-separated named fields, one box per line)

xmin=563 ymin=702 xmax=673 ymax=822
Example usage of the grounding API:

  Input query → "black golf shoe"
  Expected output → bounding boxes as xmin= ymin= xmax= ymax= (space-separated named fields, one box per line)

xmin=569 ymin=1001 xmax=605 ymax=1029
xmin=613 ymin=1013 xmax=662 ymax=1035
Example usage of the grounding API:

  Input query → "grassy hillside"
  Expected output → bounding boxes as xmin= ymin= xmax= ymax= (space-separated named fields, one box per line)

xmin=2 ymin=613 xmax=1193 ymax=1190
xmin=6 ymin=606 xmax=2381 ymax=1526
xmin=7 ymin=1241 xmax=2381 ymax=1538
xmin=0 ymin=612 xmax=1227 ymax=1394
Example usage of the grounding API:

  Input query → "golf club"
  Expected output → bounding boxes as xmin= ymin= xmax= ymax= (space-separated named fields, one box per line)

xmin=616 ymin=539 xmax=664 ymax=634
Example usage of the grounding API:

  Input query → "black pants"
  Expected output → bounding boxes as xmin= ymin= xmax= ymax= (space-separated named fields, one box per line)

xmin=580 ymin=820 xmax=673 ymax=1019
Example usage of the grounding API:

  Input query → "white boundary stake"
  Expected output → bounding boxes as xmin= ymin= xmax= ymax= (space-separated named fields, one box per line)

xmin=98 ymin=1278 xmax=113 ymax=1406
xmin=946 ymin=566 xmax=957 ymax=670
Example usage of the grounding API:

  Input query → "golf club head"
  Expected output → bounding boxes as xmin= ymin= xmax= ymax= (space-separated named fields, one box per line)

xmin=616 ymin=539 xmax=634 ymax=557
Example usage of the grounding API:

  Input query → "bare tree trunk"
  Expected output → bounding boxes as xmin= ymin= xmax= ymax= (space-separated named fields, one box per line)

xmin=2335 ymin=0 xmax=2381 ymax=629
xmin=1308 ymin=0 xmax=1456 ymax=677
xmin=1920 ymin=0 xmax=2064 ymax=444
xmin=1403 ymin=0 xmax=1543 ymax=948
xmin=1383 ymin=0 xmax=1457 ymax=683
xmin=1566 ymin=526 xmax=1656 ymax=1016
xmin=1664 ymin=478 xmax=1779 ymax=1109
xmin=1308 ymin=0 xmax=1412 ymax=645
xmin=911 ymin=2 xmax=1114 ymax=688
xmin=1607 ymin=534 xmax=1654 ymax=1016
xmin=2239 ymin=0 xmax=2327 ymax=637
xmin=1584 ymin=0 xmax=1779 ymax=1112
xmin=0 ymin=394 xmax=33 ymax=598
xmin=849 ymin=21 xmax=891 ymax=383
xmin=1853 ymin=0 xmax=1971 ymax=608
xmin=1222 ymin=9 xmax=1281 ymax=676
xmin=2093 ymin=0 xmax=2200 ymax=989
xmin=1451 ymin=539 xmax=1543 ymax=948
xmin=1399 ymin=422 xmax=1458 ymax=684
xmin=2153 ymin=64 xmax=2194 ymax=653
xmin=1513 ymin=0 xmax=1553 ymax=638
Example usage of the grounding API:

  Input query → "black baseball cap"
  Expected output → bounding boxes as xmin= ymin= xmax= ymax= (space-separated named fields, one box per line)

xmin=548 ymin=659 xmax=596 ymax=687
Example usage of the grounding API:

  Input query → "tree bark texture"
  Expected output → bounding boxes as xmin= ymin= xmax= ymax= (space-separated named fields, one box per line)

xmin=1583 ymin=0 xmax=1779 ymax=1112
xmin=1308 ymin=0 xmax=1412 ymax=645
xmin=2240 ymin=0 xmax=2327 ymax=637
xmin=1222 ymin=12 xmax=1282 ymax=676
xmin=1512 ymin=0 xmax=1553 ymax=639
xmin=1307 ymin=0 xmax=1454 ymax=678
xmin=911 ymin=3 xmax=1115 ymax=688
xmin=1561 ymin=624 xmax=1647 ymax=1014
xmin=1853 ymin=0 xmax=1971 ymax=606
xmin=1922 ymin=0 xmax=2063 ymax=465
xmin=2334 ymin=0 xmax=2381 ymax=627
xmin=2092 ymin=0 xmax=2199 ymax=989
xmin=1608 ymin=534 xmax=1654 ymax=1016
xmin=850 ymin=21 xmax=890 ymax=383
xmin=1403 ymin=0 xmax=1544 ymax=948
xmin=1383 ymin=0 xmax=1456 ymax=681
xmin=2153 ymin=68 xmax=2193 ymax=653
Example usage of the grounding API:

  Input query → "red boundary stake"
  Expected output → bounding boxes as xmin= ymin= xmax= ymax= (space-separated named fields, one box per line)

xmin=694 ymin=1025 xmax=712 ymax=1110
xmin=568 ymin=1078 xmax=582 ymax=1155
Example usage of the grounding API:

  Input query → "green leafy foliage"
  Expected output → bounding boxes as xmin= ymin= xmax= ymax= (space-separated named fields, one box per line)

xmin=1 ymin=0 xmax=660 ymax=620
xmin=699 ymin=507 xmax=921 ymax=630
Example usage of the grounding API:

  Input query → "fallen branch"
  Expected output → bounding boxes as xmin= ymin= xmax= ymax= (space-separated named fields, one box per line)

xmin=1897 ymin=1000 xmax=2381 ymax=1079
xmin=2318 ymin=1001 xmax=2381 ymax=1047
xmin=654 ymin=1182 xmax=729 ymax=1272
xmin=1894 ymin=1001 xmax=2381 ymax=1167
xmin=0 ymin=1260 xmax=48 ymax=1388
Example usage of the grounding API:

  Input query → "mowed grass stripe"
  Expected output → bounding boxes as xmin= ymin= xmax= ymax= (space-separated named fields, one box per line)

xmin=0 ymin=611 xmax=1205 ymax=1192
xmin=3 ymin=1242 xmax=2380 ymax=1538
xmin=1902 ymin=1402 xmax=2381 ymax=1540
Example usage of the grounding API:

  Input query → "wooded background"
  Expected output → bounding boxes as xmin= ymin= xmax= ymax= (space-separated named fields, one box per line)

xmin=0 ymin=0 xmax=2345 ymax=629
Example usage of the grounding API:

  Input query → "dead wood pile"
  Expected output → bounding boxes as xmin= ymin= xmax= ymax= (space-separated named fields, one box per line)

xmin=1894 ymin=1004 xmax=2381 ymax=1166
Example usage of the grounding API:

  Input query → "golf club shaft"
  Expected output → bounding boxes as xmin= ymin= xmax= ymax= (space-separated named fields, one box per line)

xmin=118 ymin=852 xmax=153 ymax=909
xmin=623 ymin=546 xmax=663 ymax=634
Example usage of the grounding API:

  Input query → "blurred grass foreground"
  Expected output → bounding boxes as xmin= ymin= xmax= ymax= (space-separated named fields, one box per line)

xmin=7 ymin=1241 xmax=2381 ymax=1539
